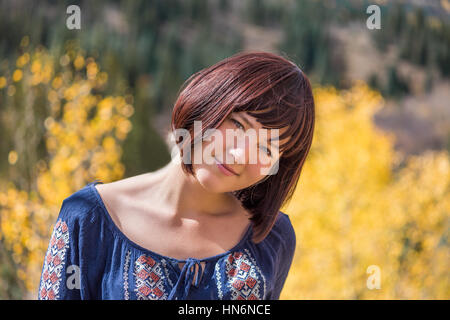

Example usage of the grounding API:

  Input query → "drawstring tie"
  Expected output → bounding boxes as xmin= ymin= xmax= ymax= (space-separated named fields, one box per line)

xmin=168 ymin=258 xmax=203 ymax=300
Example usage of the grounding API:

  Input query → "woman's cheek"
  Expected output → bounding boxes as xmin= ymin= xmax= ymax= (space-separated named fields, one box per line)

xmin=246 ymin=163 xmax=266 ymax=184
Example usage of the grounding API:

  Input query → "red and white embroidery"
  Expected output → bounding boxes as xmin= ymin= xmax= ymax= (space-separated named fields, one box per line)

xmin=123 ymin=250 xmax=131 ymax=300
xmin=134 ymin=254 xmax=170 ymax=300
xmin=39 ymin=219 xmax=70 ymax=300
xmin=216 ymin=249 xmax=266 ymax=300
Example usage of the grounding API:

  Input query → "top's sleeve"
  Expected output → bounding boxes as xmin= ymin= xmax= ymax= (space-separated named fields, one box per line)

xmin=37 ymin=185 xmax=108 ymax=300
xmin=270 ymin=212 xmax=297 ymax=300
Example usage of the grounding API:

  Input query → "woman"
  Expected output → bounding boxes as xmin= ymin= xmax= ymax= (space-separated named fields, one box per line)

xmin=38 ymin=51 xmax=315 ymax=300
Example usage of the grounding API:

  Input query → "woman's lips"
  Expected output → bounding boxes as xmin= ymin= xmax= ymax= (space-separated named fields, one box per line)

xmin=214 ymin=157 xmax=239 ymax=176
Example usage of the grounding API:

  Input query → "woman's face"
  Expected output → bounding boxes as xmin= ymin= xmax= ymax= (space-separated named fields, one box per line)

xmin=192 ymin=111 xmax=289 ymax=193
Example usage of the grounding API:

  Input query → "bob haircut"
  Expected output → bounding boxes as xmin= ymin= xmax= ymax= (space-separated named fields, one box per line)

xmin=171 ymin=51 xmax=315 ymax=243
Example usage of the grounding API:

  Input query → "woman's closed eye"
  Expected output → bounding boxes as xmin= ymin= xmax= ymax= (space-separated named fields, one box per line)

xmin=230 ymin=118 xmax=245 ymax=131
xmin=231 ymin=118 xmax=272 ymax=158
xmin=260 ymin=145 xmax=272 ymax=157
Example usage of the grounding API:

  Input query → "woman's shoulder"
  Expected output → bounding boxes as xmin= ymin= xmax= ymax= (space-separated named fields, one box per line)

xmin=262 ymin=211 xmax=296 ymax=251
xmin=51 ymin=181 xmax=105 ymax=241
xmin=57 ymin=175 xmax=147 ymax=223
xmin=91 ymin=172 xmax=160 ymax=221
xmin=94 ymin=172 xmax=160 ymax=202
xmin=56 ymin=177 xmax=148 ymax=241
xmin=60 ymin=181 xmax=101 ymax=220
xmin=274 ymin=211 xmax=295 ymax=236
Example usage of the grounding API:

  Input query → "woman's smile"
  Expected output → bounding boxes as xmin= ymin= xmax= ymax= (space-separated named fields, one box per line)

xmin=214 ymin=157 xmax=239 ymax=176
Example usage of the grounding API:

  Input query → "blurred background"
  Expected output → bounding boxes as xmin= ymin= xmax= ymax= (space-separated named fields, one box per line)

xmin=0 ymin=0 xmax=449 ymax=299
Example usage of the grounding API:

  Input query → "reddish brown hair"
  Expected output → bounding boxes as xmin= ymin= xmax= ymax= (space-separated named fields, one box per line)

xmin=171 ymin=51 xmax=315 ymax=243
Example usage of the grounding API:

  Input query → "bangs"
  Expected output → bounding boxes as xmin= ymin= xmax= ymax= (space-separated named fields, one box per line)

xmin=231 ymin=67 xmax=314 ymax=158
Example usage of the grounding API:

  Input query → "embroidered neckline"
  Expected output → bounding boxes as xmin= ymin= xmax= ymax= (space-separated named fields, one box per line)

xmin=88 ymin=181 xmax=253 ymax=263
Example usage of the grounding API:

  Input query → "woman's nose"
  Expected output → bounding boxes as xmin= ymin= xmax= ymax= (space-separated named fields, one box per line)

xmin=227 ymin=137 xmax=250 ymax=165
xmin=229 ymin=147 xmax=245 ymax=164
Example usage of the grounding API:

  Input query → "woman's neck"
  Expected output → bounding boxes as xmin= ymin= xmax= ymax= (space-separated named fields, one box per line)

xmin=151 ymin=158 xmax=242 ymax=221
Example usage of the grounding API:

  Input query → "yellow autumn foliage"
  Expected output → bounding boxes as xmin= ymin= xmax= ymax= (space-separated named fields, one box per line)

xmin=0 ymin=40 xmax=448 ymax=299
xmin=0 ymin=43 xmax=133 ymax=294
xmin=281 ymin=81 xmax=449 ymax=299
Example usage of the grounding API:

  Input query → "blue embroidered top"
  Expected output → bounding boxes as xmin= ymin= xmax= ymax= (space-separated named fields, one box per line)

xmin=38 ymin=181 xmax=296 ymax=300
